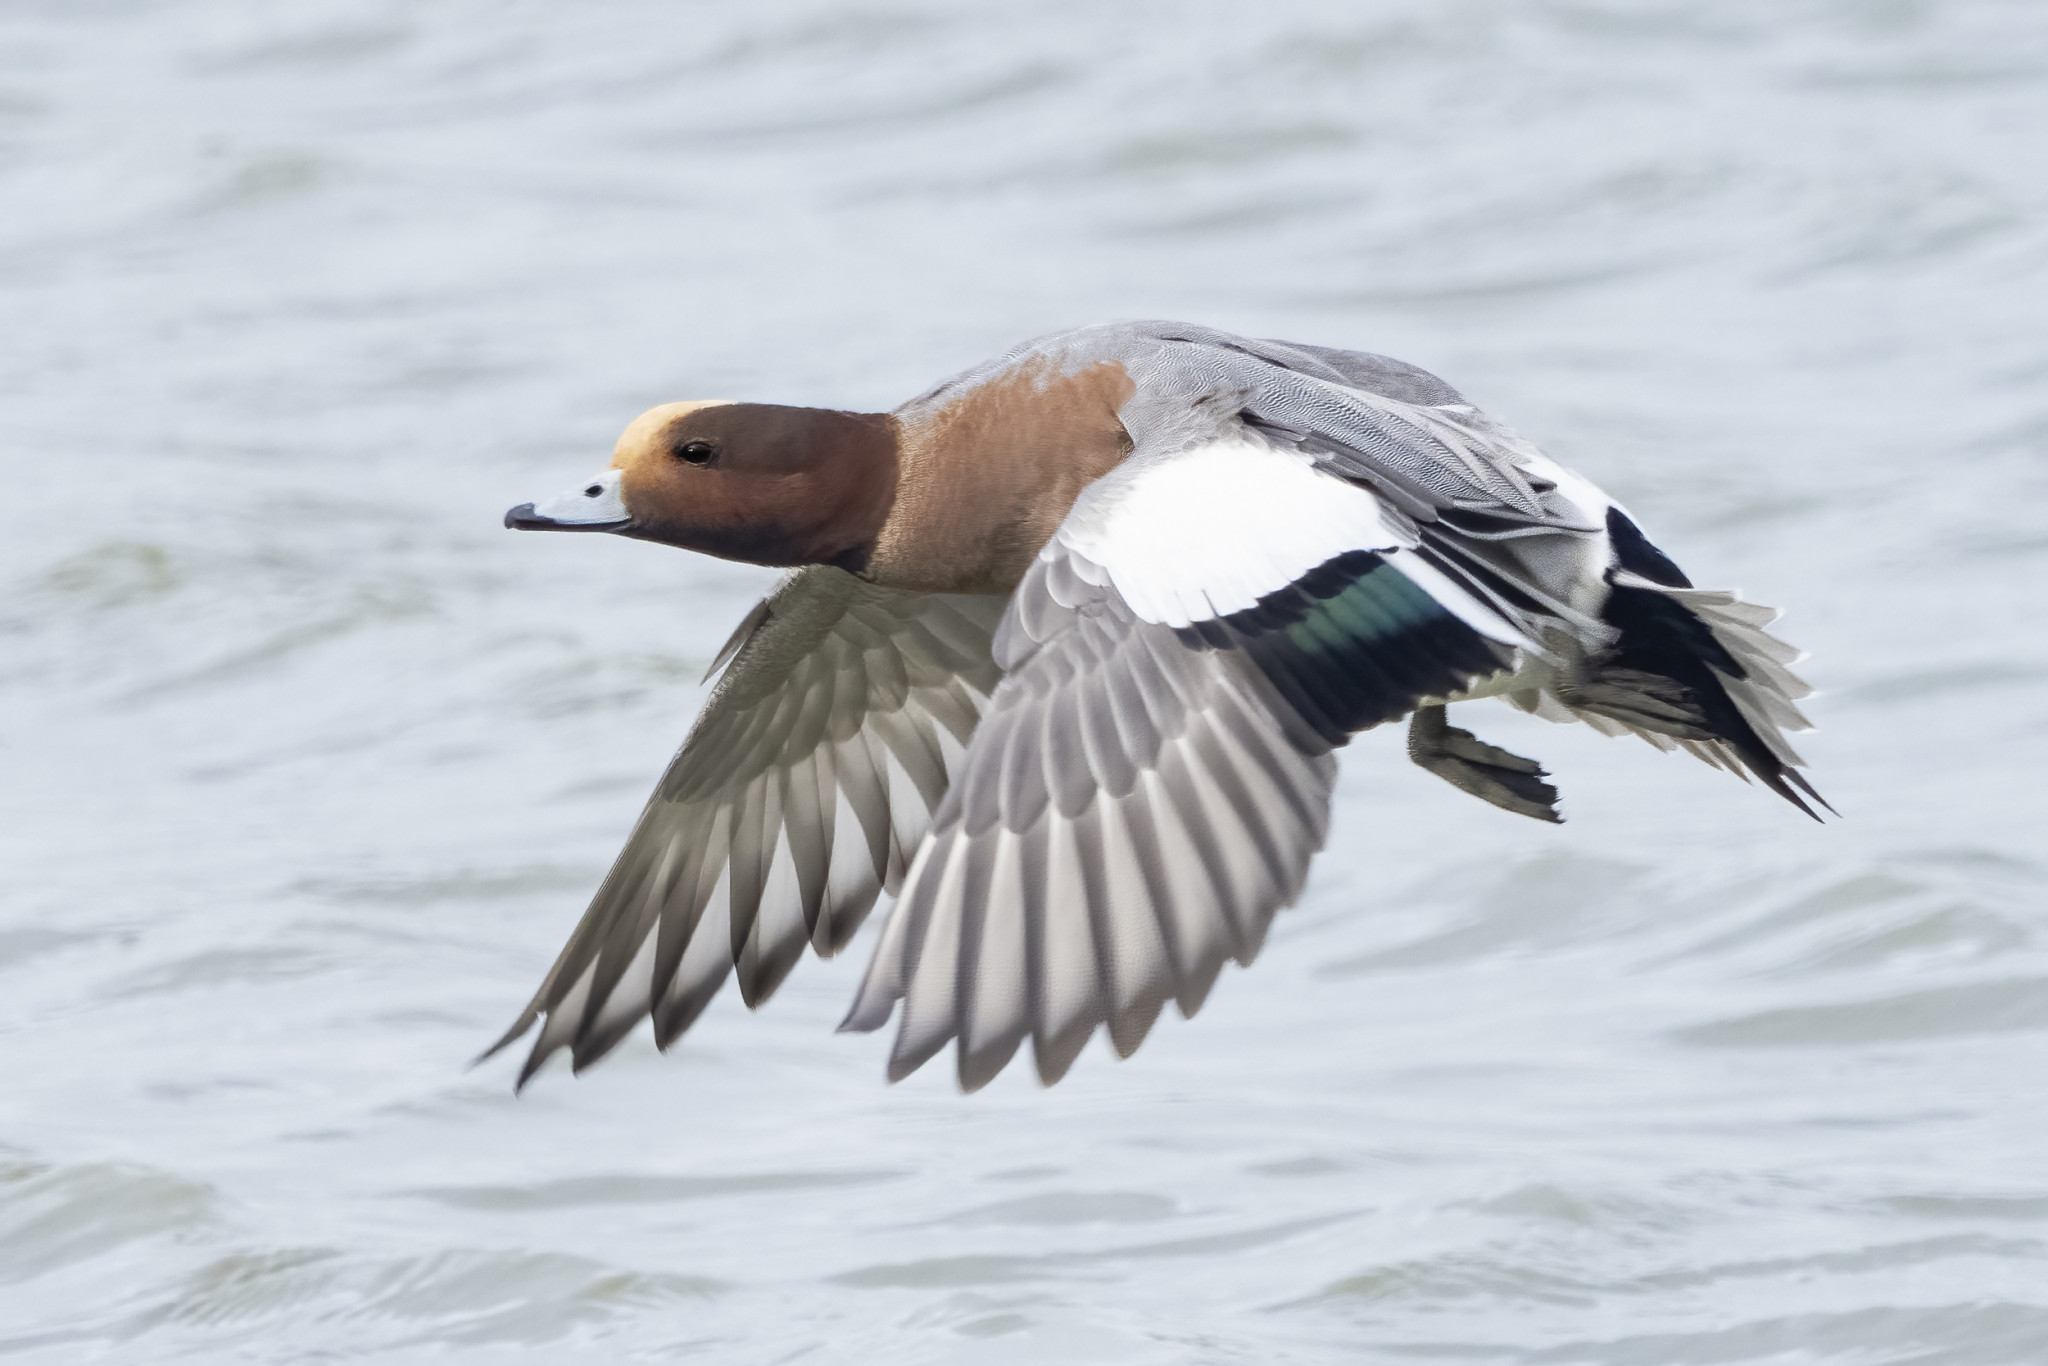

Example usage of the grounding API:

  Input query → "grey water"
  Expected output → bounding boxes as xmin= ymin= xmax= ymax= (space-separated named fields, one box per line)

xmin=3 ymin=1 xmax=2045 ymax=1360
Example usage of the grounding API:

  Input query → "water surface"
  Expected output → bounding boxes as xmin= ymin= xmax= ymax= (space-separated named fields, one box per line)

xmin=4 ymin=1 xmax=2046 ymax=1360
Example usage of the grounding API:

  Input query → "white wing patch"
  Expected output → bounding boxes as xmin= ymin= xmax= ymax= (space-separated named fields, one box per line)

xmin=1057 ymin=436 xmax=1413 ymax=629
xmin=1056 ymin=435 xmax=1529 ymax=648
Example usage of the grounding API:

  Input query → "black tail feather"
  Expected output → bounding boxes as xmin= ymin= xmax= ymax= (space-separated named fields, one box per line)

xmin=1598 ymin=581 xmax=1828 ymax=821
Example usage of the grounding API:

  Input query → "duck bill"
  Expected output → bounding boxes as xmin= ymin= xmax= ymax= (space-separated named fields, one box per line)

xmin=505 ymin=468 xmax=633 ymax=533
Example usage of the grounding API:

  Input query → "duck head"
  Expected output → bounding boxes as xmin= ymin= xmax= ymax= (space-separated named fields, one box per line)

xmin=505 ymin=400 xmax=899 ymax=572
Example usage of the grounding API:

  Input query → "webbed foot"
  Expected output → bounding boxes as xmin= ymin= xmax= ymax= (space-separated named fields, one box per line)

xmin=1406 ymin=704 xmax=1562 ymax=824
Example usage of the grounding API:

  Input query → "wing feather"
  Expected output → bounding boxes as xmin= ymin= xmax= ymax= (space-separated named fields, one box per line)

xmin=843 ymin=522 xmax=1515 ymax=1088
xmin=486 ymin=568 xmax=1006 ymax=1085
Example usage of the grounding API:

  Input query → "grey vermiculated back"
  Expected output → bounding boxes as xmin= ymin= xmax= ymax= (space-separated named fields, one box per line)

xmin=918 ymin=321 xmax=1528 ymax=514
xmin=1257 ymin=341 xmax=1469 ymax=407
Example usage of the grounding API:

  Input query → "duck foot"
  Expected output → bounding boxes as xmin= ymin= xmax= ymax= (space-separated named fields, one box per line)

xmin=1406 ymin=704 xmax=1562 ymax=824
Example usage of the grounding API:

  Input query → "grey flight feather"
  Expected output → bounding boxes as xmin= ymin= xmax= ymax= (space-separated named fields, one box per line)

xmin=482 ymin=567 xmax=1007 ymax=1087
xmin=837 ymin=543 xmax=1339 ymax=1091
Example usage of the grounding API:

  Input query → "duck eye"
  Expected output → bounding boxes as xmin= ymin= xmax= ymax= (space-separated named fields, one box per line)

xmin=676 ymin=440 xmax=719 ymax=466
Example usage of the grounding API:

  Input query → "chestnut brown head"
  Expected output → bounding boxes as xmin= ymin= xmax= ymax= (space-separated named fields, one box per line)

xmin=506 ymin=400 xmax=899 ymax=572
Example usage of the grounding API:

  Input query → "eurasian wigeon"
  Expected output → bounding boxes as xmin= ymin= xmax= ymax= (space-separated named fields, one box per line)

xmin=491 ymin=321 xmax=1824 ymax=1091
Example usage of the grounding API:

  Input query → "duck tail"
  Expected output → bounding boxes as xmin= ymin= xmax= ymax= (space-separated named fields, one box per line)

xmin=1574 ymin=568 xmax=1831 ymax=820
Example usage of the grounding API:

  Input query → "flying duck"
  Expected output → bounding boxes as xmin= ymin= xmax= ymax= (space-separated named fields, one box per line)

xmin=491 ymin=321 xmax=1824 ymax=1091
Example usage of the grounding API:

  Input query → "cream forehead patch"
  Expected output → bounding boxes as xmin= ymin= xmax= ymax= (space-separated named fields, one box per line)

xmin=612 ymin=400 xmax=737 ymax=461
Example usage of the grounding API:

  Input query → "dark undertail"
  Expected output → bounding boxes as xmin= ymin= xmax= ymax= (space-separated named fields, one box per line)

xmin=1601 ymin=509 xmax=1829 ymax=819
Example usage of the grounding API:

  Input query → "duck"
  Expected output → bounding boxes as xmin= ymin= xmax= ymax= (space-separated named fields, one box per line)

xmin=490 ymin=320 xmax=1825 ymax=1092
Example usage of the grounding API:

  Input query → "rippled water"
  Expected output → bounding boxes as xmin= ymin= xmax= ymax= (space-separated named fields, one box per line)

xmin=4 ymin=1 xmax=2046 ymax=1360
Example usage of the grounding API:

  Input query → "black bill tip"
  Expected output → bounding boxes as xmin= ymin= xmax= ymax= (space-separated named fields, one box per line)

xmin=503 ymin=503 xmax=631 ymax=533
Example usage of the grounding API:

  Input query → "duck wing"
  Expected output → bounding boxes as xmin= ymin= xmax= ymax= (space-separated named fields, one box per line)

xmin=486 ymin=567 xmax=1006 ymax=1087
xmin=839 ymin=436 xmax=1526 ymax=1090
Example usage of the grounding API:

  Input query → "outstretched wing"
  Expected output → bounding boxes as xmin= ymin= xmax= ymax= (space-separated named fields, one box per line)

xmin=488 ymin=567 xmax=1006 ymax=1086
xmin=839 ymin=440 xmax=1522 ymax=1090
